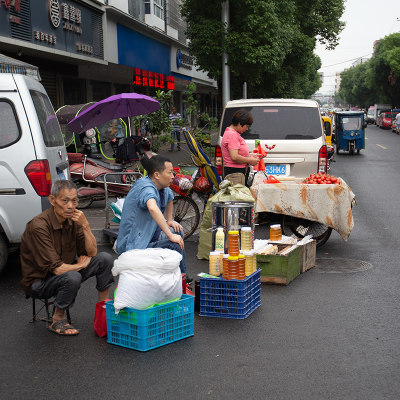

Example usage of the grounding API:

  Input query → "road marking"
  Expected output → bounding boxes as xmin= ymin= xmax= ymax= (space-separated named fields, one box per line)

xmin=376 ymin=144 xmax=387 ymax=149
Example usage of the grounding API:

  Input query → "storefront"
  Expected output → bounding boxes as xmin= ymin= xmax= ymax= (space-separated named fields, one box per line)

xmin=0 ymin=0 xmax=106 ymax=108
xmin=115 ymin=23 xmax=218 ymax=118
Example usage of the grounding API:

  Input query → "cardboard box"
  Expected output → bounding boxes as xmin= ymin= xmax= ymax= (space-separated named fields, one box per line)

xmin=256 ymin=244 xmax=300 ymax=285
xmin=298 ymin=239 xmax=316 ymax=273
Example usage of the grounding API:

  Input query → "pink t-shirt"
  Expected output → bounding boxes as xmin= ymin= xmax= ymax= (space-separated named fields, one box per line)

xmin=221 ymin=127 xmax=249 ymax=168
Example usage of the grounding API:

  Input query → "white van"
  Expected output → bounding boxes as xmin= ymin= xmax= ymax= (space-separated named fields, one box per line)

xmin=0 ymin=72 xmax=69 ymax=274
xmin=215 ymin=99 xmax=327 ymax=179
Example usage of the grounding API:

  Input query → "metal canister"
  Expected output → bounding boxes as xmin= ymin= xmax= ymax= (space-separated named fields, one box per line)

xmin=211 ymin=201 xmax=254 ymax=254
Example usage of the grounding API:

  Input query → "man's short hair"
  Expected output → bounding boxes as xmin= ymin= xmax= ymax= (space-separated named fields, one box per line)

xmin=146 ymin=155 xmax=172 ymax=177
xmin=231 ymin=109 xmax=253 ymax=126
xmin=51 ymin=180 xmax=77 ymax=197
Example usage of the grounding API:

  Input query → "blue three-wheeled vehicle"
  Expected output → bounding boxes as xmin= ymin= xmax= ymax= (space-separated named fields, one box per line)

xmin=334 ymin=111 xmax=367 ymax=155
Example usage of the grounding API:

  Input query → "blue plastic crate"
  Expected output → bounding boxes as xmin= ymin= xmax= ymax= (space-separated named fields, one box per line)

xmin=106 ymin=295 xmax=194 ymax=351
xmin=200 ymin=269 xmax=261 ymax=319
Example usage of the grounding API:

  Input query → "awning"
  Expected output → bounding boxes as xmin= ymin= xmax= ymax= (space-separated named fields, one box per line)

xmin=0 ymin=53 xmax=41 ymax=81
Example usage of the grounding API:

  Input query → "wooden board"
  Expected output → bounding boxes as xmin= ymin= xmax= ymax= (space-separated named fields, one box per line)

xmin=298 ymin=240 xmax=316 ymax=273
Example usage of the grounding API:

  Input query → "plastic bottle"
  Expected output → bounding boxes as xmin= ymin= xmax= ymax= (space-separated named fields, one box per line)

xmin=241 ymin=227 xmax=253 ymax=252
xmin=228 ymin=230 xmax=240 ymax=256
xmin=238 ymin=254 xmax=246 ymax=279
xmin=222 ymin=254 xmax=229 ymax=280
xmin=215 ymin=227 xmax=225 ymax=253
xmin=228 ymin=256 xmax=239 ymax=280
xmin=209 ymin=251 xmax=221 ymax=276
xmin=244 ymin=251 xmax=253 ymax=276
xmin=270 ymin=224 xmax=282 ymax=241
xmin=251 ymin=250 xmax=257 ymax=273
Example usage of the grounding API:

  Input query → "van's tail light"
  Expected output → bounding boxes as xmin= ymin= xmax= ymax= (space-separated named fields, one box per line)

xmin=214 ymin=145 xmax=223 ymax=176
xmin=318 ymin=145 xmax=328 ymax=174
xmin=25 ymin=160 xmax=52 ymax=196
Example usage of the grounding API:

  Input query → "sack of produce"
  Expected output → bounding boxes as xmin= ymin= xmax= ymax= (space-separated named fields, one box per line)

xmin=197 ymin=180 xmax=254 ymax=259
xmin=112 ymin=248 xmax=182 ymax=312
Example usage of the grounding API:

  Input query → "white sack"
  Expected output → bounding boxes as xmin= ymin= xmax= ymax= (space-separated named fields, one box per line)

xmin=112 ymin=248 xmax=182 ymax=312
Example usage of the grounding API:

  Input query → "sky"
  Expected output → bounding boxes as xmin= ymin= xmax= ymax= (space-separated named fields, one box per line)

xmin=315 ymin=0 xmax=400 ymax=95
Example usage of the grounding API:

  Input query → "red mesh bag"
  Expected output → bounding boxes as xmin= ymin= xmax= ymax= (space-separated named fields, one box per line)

xmin=193 ymin=169 xmax=211 ymax=193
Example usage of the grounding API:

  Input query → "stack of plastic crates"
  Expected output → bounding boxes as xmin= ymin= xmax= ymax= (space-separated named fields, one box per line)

xmin=200 ymin=269 xmax=261 ymax=319
xmin=106 ymin=294 xmax=194 ymax=351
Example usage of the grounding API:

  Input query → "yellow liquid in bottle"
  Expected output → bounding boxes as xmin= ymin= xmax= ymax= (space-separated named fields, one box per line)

xmin=241 ymin=227 xmax=253 ymax=252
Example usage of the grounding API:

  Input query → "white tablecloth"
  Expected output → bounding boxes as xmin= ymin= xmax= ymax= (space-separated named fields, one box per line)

xmin=250 ymin=173 xmax=356 ymax=241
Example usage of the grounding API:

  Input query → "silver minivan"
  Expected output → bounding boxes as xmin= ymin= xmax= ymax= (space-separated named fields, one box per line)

xmin=0 ymin=72 xmax=69 ymax=273
xmin=215 ymin=99 xmax=327 ymax=179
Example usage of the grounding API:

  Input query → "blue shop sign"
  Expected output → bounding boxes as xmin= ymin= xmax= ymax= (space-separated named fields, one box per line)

xmin=0 ymin=0 xmax=103 ymax=59
xmin=117 ymin=24 xmax=170 ymax=74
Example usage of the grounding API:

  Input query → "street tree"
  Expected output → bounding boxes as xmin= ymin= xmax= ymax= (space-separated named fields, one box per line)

xmin=338 ymin=62 xmax=374 ymax=109
xmin=180 ymin=0 xmax=345 ymax=98
xmin=367 ymin=33 xmax=400 ymax=106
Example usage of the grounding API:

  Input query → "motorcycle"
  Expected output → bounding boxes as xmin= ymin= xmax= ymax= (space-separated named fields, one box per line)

xmin=68 ymin=136 xmax=151 ymax=209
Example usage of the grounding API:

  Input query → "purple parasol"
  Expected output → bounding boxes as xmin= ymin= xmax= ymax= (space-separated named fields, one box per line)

xmin=67 ymin=93 xmax=161 ymax=134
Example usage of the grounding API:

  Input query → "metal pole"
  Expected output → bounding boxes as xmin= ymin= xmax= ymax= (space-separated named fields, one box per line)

xmin=221 ymin=1 xmax=230 ymax=108
xmin=243 ymin=82 xmax=247 ymax=99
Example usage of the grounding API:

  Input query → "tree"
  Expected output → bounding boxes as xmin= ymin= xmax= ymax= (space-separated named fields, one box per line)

xmin=181 ymin=0 xmax=345 ymax=98
xmin=338 ymin=63 xmax=374 ymax=109
xmin=338 ymin=33 xmax=400 ymax=108
xmin=367 ymin=33 xmax=400 ymax=106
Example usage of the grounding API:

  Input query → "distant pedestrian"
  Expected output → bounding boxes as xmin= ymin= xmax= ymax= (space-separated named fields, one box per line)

xmin=169 ymin=107 xmax=182 ymax=151
xmin=396 ymin=112 xmax=400 ymax=129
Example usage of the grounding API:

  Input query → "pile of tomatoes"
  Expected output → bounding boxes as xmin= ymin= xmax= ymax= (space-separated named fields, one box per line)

xmin=301 ymin=173 xmax=341 ymax=185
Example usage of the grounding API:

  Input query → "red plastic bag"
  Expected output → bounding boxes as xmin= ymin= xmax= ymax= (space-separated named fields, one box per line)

xmin=193 ymin=169 xmax=211 ymax=193
xmin=94 ymin=300 xmax=110 ymax=338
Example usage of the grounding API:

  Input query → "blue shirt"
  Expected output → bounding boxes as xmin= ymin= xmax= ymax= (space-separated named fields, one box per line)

xmin=116 ymin=177 xmax=174 ymax=254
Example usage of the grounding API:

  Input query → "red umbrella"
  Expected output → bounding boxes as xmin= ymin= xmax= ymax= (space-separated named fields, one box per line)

xmin=67 ymin=93 xmax=160 ymax=134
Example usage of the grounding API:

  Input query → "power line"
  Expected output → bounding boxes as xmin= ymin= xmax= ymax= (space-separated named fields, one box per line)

xmin=319 ymin=53 xmax=372 ymax=69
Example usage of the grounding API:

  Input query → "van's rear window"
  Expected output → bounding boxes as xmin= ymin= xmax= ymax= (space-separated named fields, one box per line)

xmin=30 ymin=90 xmax=64 ymax=147
xmin=220 ymin=106 xmax=322 ymax=140
xmin=0 ymin=101 xmax=20 ymax=148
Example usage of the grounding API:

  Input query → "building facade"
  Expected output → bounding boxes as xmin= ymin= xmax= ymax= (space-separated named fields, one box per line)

xmin=0 ymin=0 xmax=218 ymax=117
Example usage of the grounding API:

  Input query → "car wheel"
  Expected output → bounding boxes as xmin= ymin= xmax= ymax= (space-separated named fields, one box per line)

xmin=0 ymin=234 xmax=8 ymax=274
xmin=282 ymin=216 xmax=332 ymax=247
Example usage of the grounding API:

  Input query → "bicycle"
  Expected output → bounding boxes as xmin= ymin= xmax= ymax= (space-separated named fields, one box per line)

xmin=171 ymin=167 xmax=213 ymax=240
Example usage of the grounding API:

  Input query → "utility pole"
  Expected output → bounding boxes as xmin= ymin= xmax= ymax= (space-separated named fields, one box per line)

xmin=221 ymin=1 xmax=230 ymax=108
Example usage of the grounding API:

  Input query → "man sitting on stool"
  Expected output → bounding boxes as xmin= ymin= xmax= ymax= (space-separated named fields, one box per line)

xmin=20 ymin=180 xmax=114 ymax=336
xmin=116 ymin=155 xmax=187 ymax=277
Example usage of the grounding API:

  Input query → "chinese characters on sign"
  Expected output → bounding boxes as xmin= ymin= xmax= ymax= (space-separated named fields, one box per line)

xmin=76 ymin=42 xmax=93 ymax=55
xmin=34 ymin=30 xmax=57 ymax=45
xmin=1 ymin=0 xmax=21 ymax=12
xmin=133 ymin=68 xmax=175 ymax=90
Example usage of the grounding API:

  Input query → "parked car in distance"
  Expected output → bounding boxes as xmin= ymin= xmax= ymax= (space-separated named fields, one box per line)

xmin=215 ymin=98 xmax=327 ymax=180
xmin=0 ymin=71 xmax=69 ymax=274
xmin=376 ymin=112 xmax=395 ymax=129
xmin=366 ymin=109 xmax=375 ymax=124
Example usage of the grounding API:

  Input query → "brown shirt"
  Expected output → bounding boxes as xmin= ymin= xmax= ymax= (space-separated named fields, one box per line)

xmin=20 ymin=207 xmax=86 ymax=296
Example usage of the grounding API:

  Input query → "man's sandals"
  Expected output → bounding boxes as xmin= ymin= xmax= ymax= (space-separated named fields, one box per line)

xmin=49 ymin=319 xmax=79 ymax=336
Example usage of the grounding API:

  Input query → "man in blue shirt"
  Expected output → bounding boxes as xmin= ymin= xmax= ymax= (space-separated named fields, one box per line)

xmin=116 ymin=155 xmax=186 ymax=273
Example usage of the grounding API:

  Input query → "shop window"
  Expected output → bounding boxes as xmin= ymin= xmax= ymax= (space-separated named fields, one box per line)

xmin=92 ymin=81 xmax=111 ymax=102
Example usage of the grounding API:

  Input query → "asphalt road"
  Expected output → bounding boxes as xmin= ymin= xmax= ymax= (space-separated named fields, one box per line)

xmin=1 ymin=124 xmax=399 ymax=400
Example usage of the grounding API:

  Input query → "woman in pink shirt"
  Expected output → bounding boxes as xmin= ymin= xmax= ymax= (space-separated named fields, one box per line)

xmin=221 ymin=110 xmax=259 ymax=184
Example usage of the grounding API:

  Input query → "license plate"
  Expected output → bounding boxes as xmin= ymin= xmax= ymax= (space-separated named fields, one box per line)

xmin=57 ymin=171 xmax=66 ymax=180
xmin=265 ymin=165 xmax=287 ymax=175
